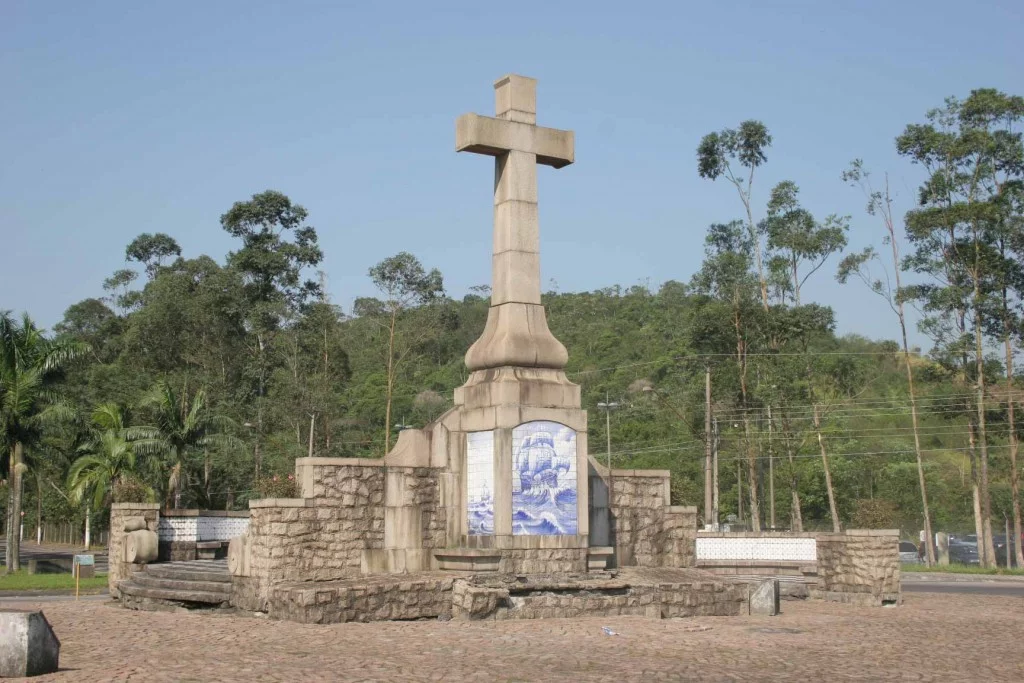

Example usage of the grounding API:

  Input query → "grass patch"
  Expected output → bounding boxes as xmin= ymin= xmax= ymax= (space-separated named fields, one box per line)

xmin=0 ymin=570 xmax=107 ymax=592
xmin=902 ymin=563 xmax=1024 ymax=576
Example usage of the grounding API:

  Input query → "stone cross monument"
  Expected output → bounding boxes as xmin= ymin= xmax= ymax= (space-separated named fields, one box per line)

xmin=381 ymin=74 xmax=591 ymax=571
xmin=455 ymin=74 xmax=574 ymax=371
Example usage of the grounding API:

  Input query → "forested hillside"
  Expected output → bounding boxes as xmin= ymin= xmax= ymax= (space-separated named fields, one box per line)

xmin=3 ymin=88 xmax=1023 ymax=571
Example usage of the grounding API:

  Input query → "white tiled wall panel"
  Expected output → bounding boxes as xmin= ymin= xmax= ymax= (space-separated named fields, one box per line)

xmin=158 ymin=517 xmax=197 ymax=542
xmin=198 ymin=516 xmax=249 ymax=541
xmin=158 ymin=516 xmax=249 ymax=542
xmin=695 ymin=537 xmax=817 ymax=562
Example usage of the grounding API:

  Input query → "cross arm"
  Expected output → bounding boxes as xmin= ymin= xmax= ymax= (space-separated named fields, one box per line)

xmin=455 ymin=113 xmax=574 ymax=168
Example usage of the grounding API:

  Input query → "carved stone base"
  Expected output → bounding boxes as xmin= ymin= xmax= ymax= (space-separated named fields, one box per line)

xmin=465 ymin=302 xmax=568 ymax=371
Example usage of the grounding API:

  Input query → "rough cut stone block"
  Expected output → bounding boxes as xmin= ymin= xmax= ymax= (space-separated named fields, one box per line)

xmin=0 ymin=610 xmax=60 ymax=677
xmin=748 ymin=579 xmax=780 ymax=616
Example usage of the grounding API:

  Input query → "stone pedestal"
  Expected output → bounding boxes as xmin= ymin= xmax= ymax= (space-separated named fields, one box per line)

xmin=0 ymin=610 xmax=60 ymax=677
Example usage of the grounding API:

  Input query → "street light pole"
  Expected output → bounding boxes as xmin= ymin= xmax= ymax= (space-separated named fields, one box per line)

xmin=597 ymin=393 xmax=621 ymax=507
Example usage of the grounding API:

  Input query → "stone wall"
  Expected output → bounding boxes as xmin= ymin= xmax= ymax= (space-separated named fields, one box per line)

xmin=232 ymin=461 xmax=387 ymax=611
xmin=108 ymin=503 xmax=160 ymax=598
xmin=591 ymin=461 xmax=697 ymax=569
xmin=813 ymin=529 xmax=900 ymax=606
xmin=236 ymin=493 xmax=385 ymax=612
xmin=269 ymin=574 xmax=455 ymax=624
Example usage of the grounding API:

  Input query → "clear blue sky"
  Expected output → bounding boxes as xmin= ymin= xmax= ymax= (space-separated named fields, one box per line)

xmin=3 ymin=1 xmax=1022 ymax=349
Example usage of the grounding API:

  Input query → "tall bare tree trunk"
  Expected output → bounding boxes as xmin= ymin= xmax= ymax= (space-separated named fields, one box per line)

xmin=736 ymin=313 xmax=760 ymax=531
xmin=383 ymin=310 xmax=398 ymax=454
xmin=813 ymin=405 xmax=841 ymax=532
xmin=5 ymin=446 xmax=14 ymax=572
xmin=767 ymin=405 xmax=776 ymax=529
xmin=967 ymin=417 xmax=986 ymax=564
xmin=974 ymin=304 xmax=997 ymax=567
xmin=782 ymin=413 xmax=802 ymax=531
xmin=704 ymin=366 xmax=713 ymax=526
xmin=889 ymin=225 xmax=935 ymax=564
xmin=36 ymin=476 xmax=42 ymax=545
xmin=8 ymin=443 xmax=23 ymax=572
xmin=1006 ymin=339 xmax=1024 ymax=567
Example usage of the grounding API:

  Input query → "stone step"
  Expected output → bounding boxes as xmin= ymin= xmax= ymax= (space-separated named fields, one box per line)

xmin=144 ymin=564 xmax=231 ymax=583
xmin=118 ymin=581 xmax=230 ymax=605
xmin=131 ymin=573 xmax=232 ymax=594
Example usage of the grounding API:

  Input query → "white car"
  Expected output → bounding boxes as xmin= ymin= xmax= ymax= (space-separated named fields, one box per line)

xmin=898 ymin=540 xmax=920 ymax=563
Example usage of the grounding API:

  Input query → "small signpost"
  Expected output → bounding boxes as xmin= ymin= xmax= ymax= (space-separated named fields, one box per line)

xmin=73 ymin=554 xmax=95 ymax=600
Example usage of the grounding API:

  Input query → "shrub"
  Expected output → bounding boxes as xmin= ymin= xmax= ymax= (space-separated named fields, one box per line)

xmin=112 ymin=478 xmax=154 ymax=504
xmin=253 ymin=474 xmax=299 ymax=499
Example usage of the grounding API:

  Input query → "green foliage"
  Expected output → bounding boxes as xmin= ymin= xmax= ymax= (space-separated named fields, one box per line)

xmin=111 ymin=477 xmax=153 ymax=504
xmin=253 ymin=474 xmax=298 ymax=499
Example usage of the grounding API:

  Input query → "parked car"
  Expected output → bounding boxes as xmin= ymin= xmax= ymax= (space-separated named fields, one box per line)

xmin=898 ymin=540 xmax=920 ymax=563
xmin=948 ymin=539 xmax=980 ymax=565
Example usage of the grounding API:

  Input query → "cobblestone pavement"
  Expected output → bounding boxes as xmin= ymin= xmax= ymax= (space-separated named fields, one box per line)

xmin=9 ymin=591 xmax=1024 ymax=681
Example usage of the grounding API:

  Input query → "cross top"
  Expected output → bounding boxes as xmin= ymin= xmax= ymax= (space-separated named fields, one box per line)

xmin=456 ymin=75 xmax=574 ymax=371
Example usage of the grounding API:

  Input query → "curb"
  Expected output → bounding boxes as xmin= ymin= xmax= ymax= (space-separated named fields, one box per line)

xmin=903 ymin=572 xmax=1024 ymax=583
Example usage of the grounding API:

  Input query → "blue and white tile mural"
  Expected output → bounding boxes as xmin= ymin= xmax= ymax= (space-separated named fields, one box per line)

xmin=466 ymin=430 xmax=495 ymax=535
xmin=512 ymin=421 xmax=577 ymax=535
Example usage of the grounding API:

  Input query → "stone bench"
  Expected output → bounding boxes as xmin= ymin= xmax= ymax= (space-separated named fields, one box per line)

xmin=196 ymin=540 xmax=230 ymax=560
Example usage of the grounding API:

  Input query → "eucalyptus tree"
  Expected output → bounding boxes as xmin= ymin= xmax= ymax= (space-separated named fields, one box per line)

xmin=762 ymin=181 xmax=849 ymax=532
xmin=220 ymin=190 xmax=323 ymax=476
xmin=898 ymin=89 xmax=1024 ymax=566
xmin=690 ymin=221 xmax=765 ymax=530
xmin=359 ymin=252 xmax=444 ymax=453
xmin=125 ymin=232 xmax=181 ymax=280
xmin=840 ymin=160 xmax=936 ymax=563
xmin=697 ymin=121 xmax=773 ymax=310
xmin=0 ymin=312 xmax=87 ymax=571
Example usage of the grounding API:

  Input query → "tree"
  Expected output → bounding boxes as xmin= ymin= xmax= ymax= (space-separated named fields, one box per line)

xmin=0 ymin=312 xmax=86 ymax=571
xmin=67 ymin=404 xmax=155 ymax=538
xmin=898 ymin=89 xmax=1024 ymax=566
xmin=125 ymin=233 xmax=181 ymax=280
xmin=840 ymin=159 xmax=938 ymax=564
xmin=763 ymin=180 xmax=849 ymax=532
xmin=697 ymin=121 xmax=773 ymax=310
xmin=136 ymin=381 xmax=238 ymax=508
xmin=691 ymin=222 xmax=764 ymax=530
xmin=221 ymin=190 xmax=323 ymax=476
xmin=102 ymin=269 xmax=140 ymax=314
xmin=360 ymin=252 xmax=444 ymax=453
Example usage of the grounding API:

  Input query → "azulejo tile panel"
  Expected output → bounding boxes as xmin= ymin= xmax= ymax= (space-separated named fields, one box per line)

xmin=198 ymin=517 xmax=250 ymax=541
xmin=466 ymin=430 xmax=495 ymax=535
xmin=512 ymin=421 xmax=577 ymax=536
xmin=695 ymin=537 xmax=817 ymax=562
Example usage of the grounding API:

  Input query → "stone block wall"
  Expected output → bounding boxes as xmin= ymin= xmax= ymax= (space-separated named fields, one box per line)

xmin=233 ymin=461 xmax=388 ymax=611
xmin=814 ymin=529 xmax=900 ymax=606
xmin=498 ymin=548 xmax=588 ymax=574
xmin=237 ymin=495 xmax=385 ymax=611
xmin=592 ymin=461 xmax=697 ymax=569
xmin=108 ymin=503 xmax=160 ymax=598
xmin=387 ymin=466 xmax=448 ymax=550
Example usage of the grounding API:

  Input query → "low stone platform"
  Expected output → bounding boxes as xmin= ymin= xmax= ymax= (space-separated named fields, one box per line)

xmin=266 ymin=567 xmax=748 ymax=624
xmin=119 ymin=559 xmax=232 ymax=612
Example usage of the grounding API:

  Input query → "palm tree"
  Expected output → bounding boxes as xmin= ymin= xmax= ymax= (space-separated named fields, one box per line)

xmin=0 ymin=312 xmax=86 ymax=572
xmin=67 ymin=404 xmax=155 ymax=543
xmin=136 ymin=381 xmax=238 ymax=508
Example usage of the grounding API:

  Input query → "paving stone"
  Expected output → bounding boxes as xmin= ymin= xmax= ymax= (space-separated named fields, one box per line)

xmin=3 ymin=592 xmax=1019 ymax=681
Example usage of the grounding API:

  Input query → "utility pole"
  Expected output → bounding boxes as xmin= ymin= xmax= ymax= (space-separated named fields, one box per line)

xmin=767 ymin=405 xmax=775 ymax=529
xmin=704 ymin=365 xmax=713 ymax=528
xmin=737 ymin=460 xmax=743 ymax=525
xmin=712 ymin=416 xmax=720 ymax=528
xmin=598 ymin=393 xmax=621 ymax=507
